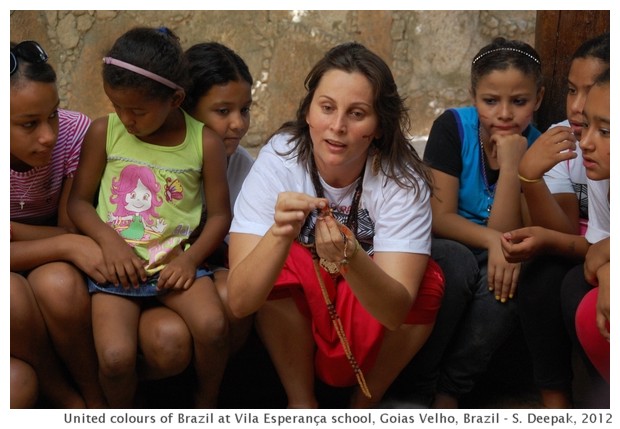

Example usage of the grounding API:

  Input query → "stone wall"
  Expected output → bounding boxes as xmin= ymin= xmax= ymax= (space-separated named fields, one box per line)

xmin=10 ymin=10 xmax=536 ymax=156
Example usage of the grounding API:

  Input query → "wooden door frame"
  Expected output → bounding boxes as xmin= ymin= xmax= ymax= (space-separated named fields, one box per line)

xmin=535 ymin=10 xmax=610 ymax=131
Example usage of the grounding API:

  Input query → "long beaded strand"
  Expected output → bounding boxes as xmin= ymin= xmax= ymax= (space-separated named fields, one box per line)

xmin=311 ymin=257 xmax=372 ymax=399
xmin=305 ymin=156 xmax=371 ymax=398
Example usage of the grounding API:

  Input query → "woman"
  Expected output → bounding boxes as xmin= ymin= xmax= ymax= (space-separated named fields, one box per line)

xmin=226 ymin=42 xmax=444 ymax=408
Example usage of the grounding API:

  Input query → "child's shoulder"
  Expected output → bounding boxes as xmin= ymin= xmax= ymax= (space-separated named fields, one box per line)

xmin=448 ymin=106 xmax=477 ymax=121
xmin=90 ymin=115 xmax=111 ymax=131
xmin=199 ymin=122 xmax=223 ymax=147
xmin=432 ymin=106 xmax=476 ymax=125
xmin=82 ymin=115 xmax=111 ymax=141
xmin=180 ymin=109 xmax=218 ymax=145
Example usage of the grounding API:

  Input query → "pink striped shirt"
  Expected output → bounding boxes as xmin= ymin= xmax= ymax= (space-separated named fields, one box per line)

xmin=10 ymin=109 xmax=90 ymax=225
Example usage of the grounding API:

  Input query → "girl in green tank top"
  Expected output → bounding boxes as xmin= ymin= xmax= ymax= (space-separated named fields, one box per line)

xmin=68 ymin=27 xmax=231 ymax=408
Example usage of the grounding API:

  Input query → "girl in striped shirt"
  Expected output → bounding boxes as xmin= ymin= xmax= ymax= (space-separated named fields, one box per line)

xmin=10 ymin=40 xmax=106 ymax=408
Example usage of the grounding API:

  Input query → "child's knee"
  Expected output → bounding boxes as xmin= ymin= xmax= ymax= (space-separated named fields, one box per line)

xmin=10 ymin=358 xmax=39 ymax=408
xmin=10 ymin=279 xmax=38 ymax=324
xmin=191 ymin=311 xmax=230 ymax=347
xmin=29 ymin=263 xmax=90 ymax=316
xmin=141 ymin=323 xmax=192 ymax=372
xmin=98 ymin=344 xmax=137 ymax=379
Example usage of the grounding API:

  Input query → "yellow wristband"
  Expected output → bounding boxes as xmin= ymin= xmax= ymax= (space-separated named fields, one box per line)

xmin=518 ymin=174 xmax=543 ymax=183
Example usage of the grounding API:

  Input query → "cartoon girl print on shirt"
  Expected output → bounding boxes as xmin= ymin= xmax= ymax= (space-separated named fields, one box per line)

xmin=108 ymin=164 xmax=165 ymax=242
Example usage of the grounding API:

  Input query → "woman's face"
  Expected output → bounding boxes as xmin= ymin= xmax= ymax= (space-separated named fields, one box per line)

xmin=306 ymin=69 xmax=380 ymax=186
xmin=566 ymin=57 xmax=608 ymax=139
xmin=473 ymin=67 xmax=543 ymax=142
xmin=10 ymin=80 xmax=60 ymax=171
xmin=579 ymin=83 xmax=610 ymax=181
xmin=192 ymin=79 xmax=252 ymax=157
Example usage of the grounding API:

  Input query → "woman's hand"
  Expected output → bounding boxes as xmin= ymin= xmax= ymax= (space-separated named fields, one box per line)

xmin=488 ymin=235 xmax=521 ymax=302
xmin=272 ymin=192 xmax=325 ymax=239
xmin=518 ymin=126 xmax=577 ymax=180
xmin=314 ymin=212 xmax=351 ymax=265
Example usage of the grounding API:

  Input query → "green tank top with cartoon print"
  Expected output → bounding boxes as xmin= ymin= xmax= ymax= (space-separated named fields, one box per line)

xmin=96 ymin=110 xmax=204 ymax=275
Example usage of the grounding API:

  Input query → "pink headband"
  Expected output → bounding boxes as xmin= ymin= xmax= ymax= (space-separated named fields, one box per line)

xmin=103 ymin=57 xmax=183 ymax=91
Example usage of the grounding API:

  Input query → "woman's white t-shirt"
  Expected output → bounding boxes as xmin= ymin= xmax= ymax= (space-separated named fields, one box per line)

xmin=231 ymin=133 xmax=432 ymax=255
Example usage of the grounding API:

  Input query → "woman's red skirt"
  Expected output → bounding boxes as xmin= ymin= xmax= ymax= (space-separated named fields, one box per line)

xmin=270 ymin=241 xmax=444 ymax=387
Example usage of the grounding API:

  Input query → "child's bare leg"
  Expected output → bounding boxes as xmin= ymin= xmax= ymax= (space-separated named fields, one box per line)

xmin=11 ymin=273 xmax=85 ymax=408
xmin=11 ymin=357 xmax=38 ymax=408
xmin=214 ymin=270 xmax=254 ymax=354
xmin=92 ymin=293 xmax=141 ymax=408
xmin=28 ymin=262 xmax=107 ymax=408
xmin=160 ymin=276 xmax=229 ymax=408
xmin=256 ymin=298 xmax=317 ymax=408
xmin=138 ymin=306 xmax=193 ymax=381
xmin=350 ymin=323 xmax=434 ymax=409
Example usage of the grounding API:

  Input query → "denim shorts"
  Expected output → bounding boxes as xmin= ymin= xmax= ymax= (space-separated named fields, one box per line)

xmin=87 ymin=267 xmax=213 ymax=297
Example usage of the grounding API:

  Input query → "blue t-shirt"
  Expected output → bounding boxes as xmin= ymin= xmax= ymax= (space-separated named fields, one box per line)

xmin=424 ymin=106 xmax=540 ymax=225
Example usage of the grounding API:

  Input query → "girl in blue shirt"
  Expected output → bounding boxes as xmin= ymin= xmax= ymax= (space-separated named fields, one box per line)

xmin=421 ymin=37 xmax=544 ymax=408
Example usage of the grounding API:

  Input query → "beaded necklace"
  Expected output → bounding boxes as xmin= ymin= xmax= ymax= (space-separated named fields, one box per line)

xmin=308 ymin=156 xmax=364 ymax=245
xmin=478 ymin=128 xmax=497 ymax=220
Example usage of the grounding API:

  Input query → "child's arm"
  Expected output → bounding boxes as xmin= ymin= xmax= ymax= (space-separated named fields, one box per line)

xmin=486 ymin=133 xmax=528 ymax=232
xmin=9 ymin=221 xmax=67 ymax=241
xmin=430 ymin=169 xmax=498 ymax=249
xmin=595 ymin=262 xmax=610 ymax=340
xmin=10 ymin=232 xmax=108 ymax=283
xmin=518 ymin=126 xmax=580 ymax=234
xmin=500 ymin=226 xmax=590 ymax=263
xmin=10 ymin=172 xmax=105 ymax=280
xmin=67 ymin=117 xmax=147 ymax=288
xmin=430 ymin=168 xmax=520 ymax=302
xmin=56 ymin=176 xmax=81 ymax=233
xmin=157 ymin=127 xmax=231 ymax=290
xmin=584 ymin=237 xmax=610 ymax=286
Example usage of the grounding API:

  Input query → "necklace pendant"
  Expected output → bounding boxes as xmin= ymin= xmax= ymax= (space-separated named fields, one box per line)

xmin=19 ymin=201 xmax=25 ymax=210
xmin=320 ymin=258 xmax=341 ymax=276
